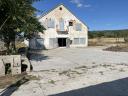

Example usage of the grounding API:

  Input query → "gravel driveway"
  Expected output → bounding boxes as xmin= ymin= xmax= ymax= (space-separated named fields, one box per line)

xmin=30 ymin=47 xmax=128 ymax=71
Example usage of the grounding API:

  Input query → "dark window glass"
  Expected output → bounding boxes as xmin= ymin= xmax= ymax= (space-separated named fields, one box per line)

xmin=69 ymin=22 xmax=73 ymax=26
xmin=59 ymin=7 xmax=62 ymax=10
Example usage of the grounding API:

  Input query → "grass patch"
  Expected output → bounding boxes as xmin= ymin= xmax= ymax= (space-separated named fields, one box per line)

xmin=99 ymin=71 xmax=104 ymax=75
xmin=119 ymin=68 xmax=125 ymax=72
xmin=48 ymin=80 xmax=55 ymax=84
xmin=75 ymin=66 xmax=87 ymax=69
xmin=71 ymin=71 xmax=82 ymax=75
xmin=59 ymin=70 xmax=70 ymax=76
xmin=100 ymin=64 xmax=112 ymax=68
xmin=59 ymin=69 xmax=82 ymax=77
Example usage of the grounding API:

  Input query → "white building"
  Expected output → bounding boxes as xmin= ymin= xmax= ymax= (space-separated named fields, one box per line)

xmin=30 ymin=4 xmax=88 ymax=49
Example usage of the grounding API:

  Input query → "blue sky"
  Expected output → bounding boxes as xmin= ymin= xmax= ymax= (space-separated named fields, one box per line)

xmin=33 ymin=0 xmax=128 ymax=31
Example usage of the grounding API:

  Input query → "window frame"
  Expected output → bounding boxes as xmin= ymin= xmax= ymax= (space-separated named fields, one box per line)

xmin=47 ymin=18 xmax=55 ymax=28
xmin=59 ymin=18 xmax=65 ymax=31
xmin=69 ymin=21 xmax=73 ymax=26
xmin=73 ymin=38 xmax=86 ymax=45
xmin=75 ymin=23 xmax=82 ymax=31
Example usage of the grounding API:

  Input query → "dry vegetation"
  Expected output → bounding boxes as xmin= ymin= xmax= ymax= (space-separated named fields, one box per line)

xmin=89 ymin=37 xmax=128 ymax=52
xmin=0 ymin=74 xmax=39 ymax=89
xmin=15 ymin=41 xmax=27 ymax=49
xmin=104 ymin=45 xmax=128 ymax=52
xmin=89 ymin=38 xmax=125 ymax=46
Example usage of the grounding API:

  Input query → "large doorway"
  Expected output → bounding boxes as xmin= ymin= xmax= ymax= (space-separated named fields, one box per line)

xmin=58 ymin=38 xmax=67 ymax=47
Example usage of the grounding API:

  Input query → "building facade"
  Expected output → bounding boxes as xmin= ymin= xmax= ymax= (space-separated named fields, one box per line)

xmin=31 ymin=4 xmax=88 ymax=49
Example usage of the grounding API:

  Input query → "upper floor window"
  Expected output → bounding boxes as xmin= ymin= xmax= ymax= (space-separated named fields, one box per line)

xmin=69 ymin=21 xmax=73 ymax=26
xmin=47 ymin=18 xmax=55 ymax=28
xmin=75 ymin=23 xmax=82 ymax=31
xmin=59 ymin=18 xmax=65 ymax=31
xmin=59 ymin=7 xmax=62 ymax=10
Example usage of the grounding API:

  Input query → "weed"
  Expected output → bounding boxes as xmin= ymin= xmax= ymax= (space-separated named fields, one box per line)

xmin=119 ymin=68 xmax=125 ymax=72
xmin=75 ymin=66 xmax=87 ymax=69
xmin=48 ymin=80 xmax=55 ymax=84
xmin=99 ymin=71 xmax=104 ymax=75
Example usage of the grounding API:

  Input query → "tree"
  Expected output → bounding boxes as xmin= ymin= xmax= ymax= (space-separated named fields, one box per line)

xmin=0 ymin=0 xmax=45 ymax=54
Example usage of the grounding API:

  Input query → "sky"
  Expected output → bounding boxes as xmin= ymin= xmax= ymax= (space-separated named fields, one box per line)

xmin=33 ymin=0 xmax=128 ymax=31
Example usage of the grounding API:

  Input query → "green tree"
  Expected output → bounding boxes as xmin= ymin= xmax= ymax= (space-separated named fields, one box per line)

xmin=0 ymin=0 xmax=44 ymax=54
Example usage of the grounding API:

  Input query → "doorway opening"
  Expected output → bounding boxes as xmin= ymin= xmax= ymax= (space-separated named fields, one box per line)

xmin=5 ymin=63 xmax=11 ymax=75
xmin=21 ymin=64 xmax=28 ymax=72
xmin=58 ymin=38 xmax=67 ymax=47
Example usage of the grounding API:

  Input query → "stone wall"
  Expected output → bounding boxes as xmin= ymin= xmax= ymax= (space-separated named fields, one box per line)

xmin=0 ymin=55 xmax=31 ymax=77
xmin=0 ymin=59 xmax=5 ymax=76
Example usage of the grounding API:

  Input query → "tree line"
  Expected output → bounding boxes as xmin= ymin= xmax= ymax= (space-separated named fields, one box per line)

xmin=89 ymin=29 xmax=128 ymax=39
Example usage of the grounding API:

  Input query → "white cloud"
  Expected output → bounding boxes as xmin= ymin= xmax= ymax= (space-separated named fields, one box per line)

xmin=70 ymin=0 xmax=91 ymax=8
xmin=70 ymin=0 xmax=83 ymax=8
xmin=77 ymin=3 xmax=83 ymax=7
xmin=70 ymin=0 xmax=80 ymax=4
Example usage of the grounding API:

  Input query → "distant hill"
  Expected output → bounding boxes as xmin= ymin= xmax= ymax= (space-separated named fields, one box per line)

xmin=89 ymin=29 xmax=128 ymax=39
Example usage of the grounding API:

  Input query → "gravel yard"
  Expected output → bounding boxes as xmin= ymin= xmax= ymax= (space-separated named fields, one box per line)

xmin=1 ymin=47 xmax=128 ymax=96
xmin=30 ymin=47 xmax=128 ymax=71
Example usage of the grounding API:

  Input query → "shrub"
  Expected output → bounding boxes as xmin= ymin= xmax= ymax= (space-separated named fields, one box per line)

xmin=124 ymin=37 xmax=128 ymax=42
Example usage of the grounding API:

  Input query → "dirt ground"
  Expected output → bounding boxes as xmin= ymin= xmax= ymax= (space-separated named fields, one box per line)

xmin=1 ymin=47 xmax=128 ymax=96
xmin=0 ymin=75 xmax=25 ymax=89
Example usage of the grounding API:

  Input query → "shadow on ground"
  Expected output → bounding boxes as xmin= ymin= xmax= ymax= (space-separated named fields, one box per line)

xmin=0 ymin=77 xmax=29 ymax=96
xmin=28 ymin=50 xmax=49 ymax=61
xmin=50 ymin=77 xmax=128 ymax=96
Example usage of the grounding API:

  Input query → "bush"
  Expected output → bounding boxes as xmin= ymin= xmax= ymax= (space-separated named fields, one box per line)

xmin=124 ymin=37 xmax=128 ymax=42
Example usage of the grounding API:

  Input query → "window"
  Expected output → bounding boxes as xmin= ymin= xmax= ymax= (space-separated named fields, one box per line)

xmin=69 ymin=22 xmax=73 ymax=26
xmin=59 ymin=18 xmax=64 ymax=31
xmin=36 ymin=38 xmax=44 ymax=49
xmin=49 ymin=38 xmax=58 ymax=48
xmin=74 ymin=38 xmax=79 ymax=44
xmin=5 ymin=63 xmax=11 ymax=75
xmin=59 ymin=7 xmax=62 ymax=10
xmin=47 ymin=19 xmax=55 ymax=28
xmin=75 ymin=23 xmax=82 ymax=31
xmin=79 ymin=38 xmax=85 ymax=44
xmin=74 ymin=38 xmax=85 ymax=44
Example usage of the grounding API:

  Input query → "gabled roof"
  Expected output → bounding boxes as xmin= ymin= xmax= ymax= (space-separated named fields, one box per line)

xmin=38 ymin=3 xmax=63 ymax=19
xmin=38 ymin=4 xmax=89 ymax=29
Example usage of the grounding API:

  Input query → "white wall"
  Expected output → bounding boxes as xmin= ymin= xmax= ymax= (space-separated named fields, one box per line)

xmin=39 ymin=4 xmax=88 ymax=49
